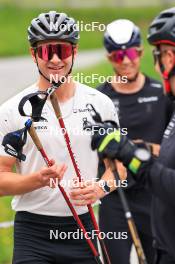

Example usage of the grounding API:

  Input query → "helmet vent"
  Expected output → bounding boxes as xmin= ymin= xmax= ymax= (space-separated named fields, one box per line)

xmin=147 ymin=8 xmax=175 ymax=46
xmin=160 ymin=12 xmax=174 ymax=19
xmin=28 ymin=11 xmax=79 ymax=46
xmin=38 ymin=21 xmax=50 ymax=34
xmin=155 ymin=22 xmax=165 ymax=30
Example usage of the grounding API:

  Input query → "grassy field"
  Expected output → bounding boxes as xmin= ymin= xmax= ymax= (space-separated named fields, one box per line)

xmin=0 ymin=197 xmax=14 ymax=264
xmin=0 ymin=5 xmax=169 ymax=57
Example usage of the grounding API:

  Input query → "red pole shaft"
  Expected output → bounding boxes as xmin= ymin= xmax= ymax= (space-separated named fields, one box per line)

xmin=39 ymin=147 xmax=100 ymax=258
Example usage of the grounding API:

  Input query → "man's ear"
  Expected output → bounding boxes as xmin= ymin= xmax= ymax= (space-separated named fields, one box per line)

xmin=30 ymin=47 xmax=37 ymax=63
xmin=162 ymin=49 xmax=175 ymax=73
xmin=168 ymin=49 xmax=175 ymax=72
xmin=107 ymin=53 xmax=112 ymax=62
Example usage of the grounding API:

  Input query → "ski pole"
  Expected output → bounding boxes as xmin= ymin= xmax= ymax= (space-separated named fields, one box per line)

xmin=18 ymin=89 xmax=110 ymax=264
xmin=110 ymin=161 xmax=148 ymax=264
xmin=84 ymin=103 xmax=148 ymax=264
xmin=50 ymin=92 xmax=111 ymax=264
xmin=25 ymin=119 xmax=102 ymax=264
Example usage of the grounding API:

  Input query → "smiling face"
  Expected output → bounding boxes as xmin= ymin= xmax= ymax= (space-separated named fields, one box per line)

xmin=31 ymin=40 xmax=77 ymax=84
xmin=108 ymin=46 xmax=143 ymax=81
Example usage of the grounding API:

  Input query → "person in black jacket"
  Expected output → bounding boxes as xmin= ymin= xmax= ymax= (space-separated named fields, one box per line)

xmin=97 ymin=19 xmax=172 ymax=264
xmin=90 ymin=7 xmax=175 ymax=264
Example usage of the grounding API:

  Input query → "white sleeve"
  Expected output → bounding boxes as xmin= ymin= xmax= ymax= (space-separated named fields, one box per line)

xmin=102 ymin=96 xmax=120 ymax=127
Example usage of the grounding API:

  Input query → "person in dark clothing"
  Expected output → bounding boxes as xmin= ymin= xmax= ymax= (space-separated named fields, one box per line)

xmin=90 ymin=7 xmax=175 ymax=264
xmin=97 ymin=19 xmax=172 ymax=264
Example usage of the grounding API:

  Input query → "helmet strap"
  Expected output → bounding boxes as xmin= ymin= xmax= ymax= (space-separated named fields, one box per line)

xmin=162 ymin=70 xmax=171 ymax=94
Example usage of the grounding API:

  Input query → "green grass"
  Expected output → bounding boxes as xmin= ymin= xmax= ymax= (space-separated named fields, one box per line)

xmin=0 ymin=5 xmax=170 ymax=56
xmin=0 ymin=196 xmax=14 ymax=264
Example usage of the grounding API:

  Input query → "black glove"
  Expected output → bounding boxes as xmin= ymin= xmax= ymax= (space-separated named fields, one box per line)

xmin=86 ymin=120 xmax=152 ymax=176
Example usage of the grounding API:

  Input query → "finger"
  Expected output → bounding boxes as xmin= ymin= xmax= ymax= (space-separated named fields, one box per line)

xmin=82 ymin=179 xmax=95 ymax=187
xmin=114 ymin=160 xmax=127 ymax=180
xmin=70 ymin=185 xmax=93 ymax=196
xmin=70 ymin=180 xmax=86 ymax=189
xmin=73 ymin=199 xmax=94 ymax=206
xmin=57 ymin=164 xmax=67 ymax=179
xmin=69 ymin=189 xmax=82 ymax=199
xmin=103 ymin=158 xmax=110 ymax=169
xmin=42 ymin=170 xmax=57 ymax=177
xmin=42 ymin=174 xmax=57 ymax=183
xmin=69 ymin=178 xmax=79 ymax=188
xmin=70 ymin=194 xmax=85 ymax=200
xmin=81 ymin=193 xmax=95 ymax=200
xmin=151 ymin=143 xmax=160 ymax=156
xmin=45 ymin=164 xmax=66 ymax=178
xmin=41 ymin=166 xmax=57 ymax=175
xmin=49 ymin=159 xmax=55 ymax=166
xmin=115 ymin=160 xmax=125 ymax=171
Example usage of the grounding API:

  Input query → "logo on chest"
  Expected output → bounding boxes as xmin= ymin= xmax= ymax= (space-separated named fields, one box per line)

xmin=73 ymin=108 xmax=93 ymax=114
xmin=164 ymin=115 xmax=175 ymax=139
xmin=137 ymin=96 xmax=158 ymax=103
xmin=34 ymin=118 xmax=48 ymax=131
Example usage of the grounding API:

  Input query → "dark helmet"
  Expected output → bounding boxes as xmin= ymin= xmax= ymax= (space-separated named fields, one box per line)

xmin=28 ymin=11 xmax=79 ymax=47
xmin=147 ymin=7 xmax=175 ymax=46
xmin=104 ymin=19 xmax=141 ymax=53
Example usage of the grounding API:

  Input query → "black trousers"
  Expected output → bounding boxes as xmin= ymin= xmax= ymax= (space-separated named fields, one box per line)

xmin=12 ymin=211 xmax=99 ymax=264
xmin=154 ymin=250 xmax=175 ymax=264
xmin=99 ymin=188 xmax=155 ymax=264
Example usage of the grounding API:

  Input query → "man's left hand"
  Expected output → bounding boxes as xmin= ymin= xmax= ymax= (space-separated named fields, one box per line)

xmin=69 ymin=179 xmax=105 ymax=206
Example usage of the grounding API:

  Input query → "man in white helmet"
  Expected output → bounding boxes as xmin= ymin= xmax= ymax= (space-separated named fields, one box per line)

xmin=96 ymin=19 xmax=173 ymax=263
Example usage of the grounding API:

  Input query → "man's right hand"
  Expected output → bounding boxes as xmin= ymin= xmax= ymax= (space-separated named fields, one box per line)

xmin=36 ymin=159 xmax=67 ymax=188
xmin=0 ymin=156 xmax=67 ymax=196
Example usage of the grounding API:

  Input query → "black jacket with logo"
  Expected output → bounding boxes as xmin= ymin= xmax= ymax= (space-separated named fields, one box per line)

xmin=97 ymin=76 xmax=175 ymax=257
xmin=97 ymin=75 xmax=172 ymax=143
xmin=97 ymin=75 xmax=173 ymax=189
xmin=147 ymin=111 xmax=175 ymax=258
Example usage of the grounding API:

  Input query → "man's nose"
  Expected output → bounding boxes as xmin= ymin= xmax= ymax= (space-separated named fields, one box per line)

xmin=50 ymin=53 xmax=62 ymax=64
xmin=122 ymin=55 xmax=131 ymax=64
